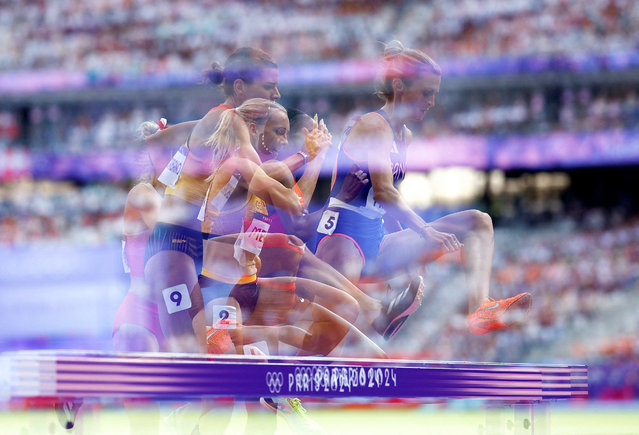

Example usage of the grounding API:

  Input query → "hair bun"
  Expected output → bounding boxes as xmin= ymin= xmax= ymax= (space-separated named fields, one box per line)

xmin=203 ymin=62 xmax=224 ymax=85
xmin=384 ymin=40 xmax=405 ymax=57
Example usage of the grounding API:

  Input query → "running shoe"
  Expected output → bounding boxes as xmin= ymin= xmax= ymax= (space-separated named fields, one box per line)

xmin=467 ymin=292 xmax=533 ymax=335
xmin=206 ymin=318 xmax=235 ymax=354
xmin=372 ymin=275 xmax=424 ymax=340
xmin=164 ymin=403 xmax=200 ymax=435
xmin=54 ymin=399 xmax=82 ymax=430
xmin=260 ymin=397 xmax=322 ymax=435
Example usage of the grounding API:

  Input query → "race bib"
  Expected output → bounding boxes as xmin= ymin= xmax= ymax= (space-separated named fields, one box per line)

xmin=316 ymin=209 xmax=339 ymax=235
xmin=121 ymin=240 xmax=130 ymax=274
xmin=158 ymin=145 xmax=188 ymax=188
xmin=364 ymin=188 xmax=385 ymax=215
xmin=198 ymin=171 xmax=241 ymax=224
xmin=162 ymin=284 xmax=192 ymax=314
xmin=211 ymin=171 xmax=241 ymax=210
xmin=208 ymin=304 xmax=237 ymax=330
xmin=237 ymin=218 xmax=271 ymax=255
xmin=197 ymin=185 xmax=210 ymax=222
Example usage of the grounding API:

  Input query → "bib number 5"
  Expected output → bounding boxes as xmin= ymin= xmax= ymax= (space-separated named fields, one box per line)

xmin=317 ymin=210 xmax=339 ymax=235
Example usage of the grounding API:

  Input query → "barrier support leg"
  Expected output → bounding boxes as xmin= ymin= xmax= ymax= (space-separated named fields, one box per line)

xmin=485 ymin=401 xmax=550 ymax=435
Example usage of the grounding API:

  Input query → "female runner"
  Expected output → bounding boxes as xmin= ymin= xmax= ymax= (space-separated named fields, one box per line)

xmin=314 ymin=41 xmax=532 ymax=338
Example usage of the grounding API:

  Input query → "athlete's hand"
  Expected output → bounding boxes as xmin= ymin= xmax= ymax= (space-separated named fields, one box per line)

xmin=243 ymin=252 xmax=261 ymax=276
xmin=419 ymin=225 xmax=463 ymax=253
xmin=303 ymin=114 xmax=332 ymax=161
xmin=335 ymin=164 xmax=369 ymax=203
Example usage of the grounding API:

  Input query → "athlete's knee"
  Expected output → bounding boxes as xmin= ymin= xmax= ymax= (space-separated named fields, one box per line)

xmin=286 ymin=234 xmax=304 ymax=247
xmin=113 ymin=324 xmax=159 ymax=353
xmin=302 ymin=321 xmax=345 ymax=356
xmin=469 ymin=209 xmax=493 ymax=234
xmin=335 ymin=293 xmax=359 ymax=324
xmin=188 ymin=288 xmax=205 ymax=320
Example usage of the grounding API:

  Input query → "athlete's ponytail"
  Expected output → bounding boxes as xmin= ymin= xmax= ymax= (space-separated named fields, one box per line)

xmin=204 ymin=98 xmax=286 ymax=166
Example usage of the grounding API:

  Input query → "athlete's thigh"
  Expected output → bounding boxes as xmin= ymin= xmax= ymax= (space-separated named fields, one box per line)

xmin=314 ymin=234 xmax=364 ymax=283
xmin=251 ymin=276 xmax=297 ymax=326
xmin=374 ymin=228 xmax=450 ymax=277
xmin=202 ymin=235 xmax=243 ymax=281
xmin=145 ymin=250 xmax=199 ymax=295
xmin=428 ymin=209 xmax=487 ymax=238
xmin=113 ymin=324 xmax=160 ymax=353
xmin=258 ymin=245 xmax=302 ymax=278
xmin=145 ymin=251 xmax=200 ymax=344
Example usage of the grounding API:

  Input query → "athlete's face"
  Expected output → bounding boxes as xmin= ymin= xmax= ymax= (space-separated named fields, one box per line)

xmin=397 ymin=73 xmax=441 ymax=121
xmin=279 ymin=115 xmax=313 ymax=160
xmin=258 ymin=109 xmax=289 ymax=158
xmin=244 ymin=67 xmax=281 ymax=101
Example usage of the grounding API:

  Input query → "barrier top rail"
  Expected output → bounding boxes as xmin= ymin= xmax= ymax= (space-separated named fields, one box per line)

xmin=0 ymin=350 xmax=588 ymax=402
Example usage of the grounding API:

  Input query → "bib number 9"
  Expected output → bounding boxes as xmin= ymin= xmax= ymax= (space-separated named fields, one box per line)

xmin=162 ymin=284 xmax=192 ymax=314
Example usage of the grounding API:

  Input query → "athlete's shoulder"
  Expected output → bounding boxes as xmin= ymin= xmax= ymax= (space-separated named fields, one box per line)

xmin=404 ymin=126 xmax=413 ymax=143
xmin=128 ymin=182 xmax=156 ymax=200
xmin=358 ymin=111 xmax=391 ymax=129
xmin=191 ymin=105 xmax=232 ymax=145
xmin=126 ymin=183 xmax=161 ymax=210
xmin=348 ymin=112 xmax=393 ymax=140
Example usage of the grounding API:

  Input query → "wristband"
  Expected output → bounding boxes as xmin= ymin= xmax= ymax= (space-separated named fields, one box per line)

xmin=296 ymin=150 xmax=309 ymax=166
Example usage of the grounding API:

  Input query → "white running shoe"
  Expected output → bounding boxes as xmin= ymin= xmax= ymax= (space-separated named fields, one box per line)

xmin=164 ymin=403 xmax=200 ymax=435
xmin=260 ymin=397 xmax=322 ymax=435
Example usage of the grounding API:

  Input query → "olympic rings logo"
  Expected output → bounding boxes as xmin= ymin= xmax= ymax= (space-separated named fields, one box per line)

xmin=266 ymin=371 xmax=284 ymax=394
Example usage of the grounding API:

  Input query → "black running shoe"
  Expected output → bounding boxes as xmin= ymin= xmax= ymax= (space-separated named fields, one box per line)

xmin=373 ymin=275 xmax=424 ymax=340
xmin=54 ymin=399 xmax=82 ymax=430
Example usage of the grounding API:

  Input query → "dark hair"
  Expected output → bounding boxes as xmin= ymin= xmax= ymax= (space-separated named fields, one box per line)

xmin=375 ymin=40 xmax=441 ymax=102
xmin=203 ymin=47 xmax=278 ymax=97
xmin=286 ymin=107 xmax=312 ymax=133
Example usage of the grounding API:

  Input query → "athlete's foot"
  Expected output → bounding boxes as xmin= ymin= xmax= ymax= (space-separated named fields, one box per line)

xmin=206 ymin=320 xmax=235 ymax=354
xmin=372 ymin=275 xmax=424 ymax=340
xmin=467 ymin=292 xmax=533 ymax=335
xmin=165 ymin=403 xmax=200 ymax=435
xmin=54 ymin=399 xmax=82 ymax=430
xmin=260 ymin=397 xmax=322 ymax=435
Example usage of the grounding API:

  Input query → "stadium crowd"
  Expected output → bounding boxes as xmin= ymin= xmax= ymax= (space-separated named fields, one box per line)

xmin=2 ymin=85 xmax=638 ymax=152
xmin=0 ymin=180 xmax=125 ymax=245
xmin=1 ymin=0 xmax=637 ymax=74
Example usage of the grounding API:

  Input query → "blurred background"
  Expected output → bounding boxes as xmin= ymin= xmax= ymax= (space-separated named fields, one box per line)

xmin=1 ymin=0 xmax=638 ymax=404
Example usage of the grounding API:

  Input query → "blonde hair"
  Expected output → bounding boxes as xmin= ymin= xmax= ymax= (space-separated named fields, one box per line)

xmin=205 ymin=98 xmax=287 ymax=165
xmin=375 ymin=40 xmax=441 ymax=102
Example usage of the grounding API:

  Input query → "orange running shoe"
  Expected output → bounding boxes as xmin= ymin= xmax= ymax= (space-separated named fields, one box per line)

xmin=467 ymin=292 xmax=532 ymax=335
xmin=206 ymin=319 xmax=235 ymax=354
